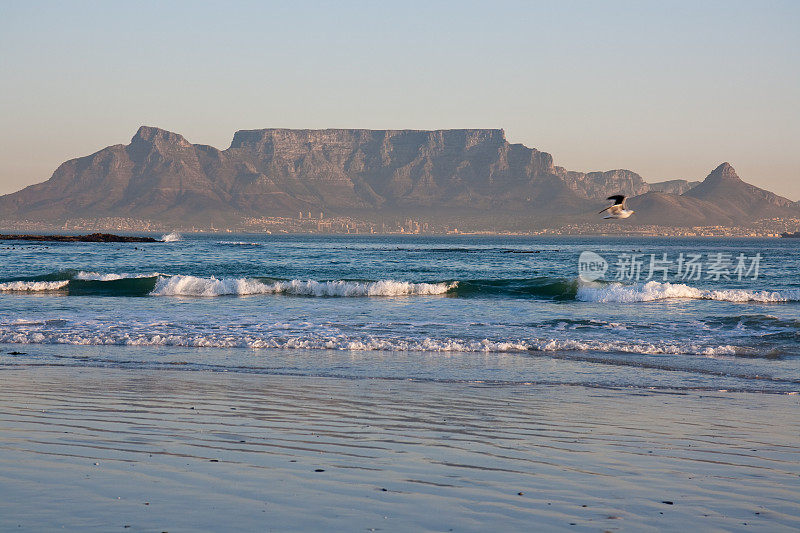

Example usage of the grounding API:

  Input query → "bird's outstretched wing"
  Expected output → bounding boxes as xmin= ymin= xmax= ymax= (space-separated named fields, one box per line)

xmin=599 ymin=195 xmax=627 ymax=214
xmin=607 ymin=195 xmax=626 ymax=205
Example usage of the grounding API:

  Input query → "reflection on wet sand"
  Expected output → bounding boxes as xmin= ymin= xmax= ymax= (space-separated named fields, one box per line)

xmin=0 ymin=367 xmax=798 ymax=531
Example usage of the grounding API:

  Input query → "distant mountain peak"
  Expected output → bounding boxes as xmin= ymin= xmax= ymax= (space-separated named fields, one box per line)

xmin=131 ymin=125 xmax=191 ymax=147
xmin=705 ymin=162 xmax=741 ymax=183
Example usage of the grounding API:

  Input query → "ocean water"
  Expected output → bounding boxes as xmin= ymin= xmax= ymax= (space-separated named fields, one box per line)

xmin=1 ymin=234 xmax=799 ymax=393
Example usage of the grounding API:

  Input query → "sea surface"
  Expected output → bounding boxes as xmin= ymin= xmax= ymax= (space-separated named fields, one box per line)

xmin=1 ymin=234 xmax=799 ymax=394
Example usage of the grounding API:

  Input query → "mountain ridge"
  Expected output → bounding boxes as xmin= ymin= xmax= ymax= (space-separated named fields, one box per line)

xmin=1 ymin=126 xmax=797 ymax=229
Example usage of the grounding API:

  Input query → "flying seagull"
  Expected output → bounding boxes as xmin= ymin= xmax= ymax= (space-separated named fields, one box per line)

xmin=599 ymin=195 xmax=634 ymax=219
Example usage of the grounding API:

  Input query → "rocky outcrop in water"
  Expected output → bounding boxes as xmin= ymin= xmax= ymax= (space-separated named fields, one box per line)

xmin=0 ymin=233 xmax=159 ymax=242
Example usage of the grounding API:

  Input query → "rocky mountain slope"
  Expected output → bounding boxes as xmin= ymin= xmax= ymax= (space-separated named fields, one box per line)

xmin=0 ymin=127 xmax=592 ymax=223
xmin=556 ymin=167 xmax=699 ymax=201
xmin=0 ymin=127 xmax=795 ymax=228
xmin=624 ymin=163 xmax=800 ymax=226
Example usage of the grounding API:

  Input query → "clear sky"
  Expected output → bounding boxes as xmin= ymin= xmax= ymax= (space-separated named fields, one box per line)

xmin=1 ymin=1 xmax=798 ymax=198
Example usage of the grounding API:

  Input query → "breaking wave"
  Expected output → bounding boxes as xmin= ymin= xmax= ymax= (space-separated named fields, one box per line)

xmin=0 ymin=280 xmax=70 ymax=292
xmin=2 ymin=271 xmax=799 ymax=304
xmin=577 ymin=281 xmax=800 ymax=303
xmin=0 ymin=327 xmax=759 ymax=357
xmin=0 ymin=271 xmax=454 ymax=297
xmin=161 ymin=232 xmax=182 ymax=242
xmin=151 ymin=276 xmax=455 ymax=297
xmin=73 ymin=271 xmax=163 ymax=281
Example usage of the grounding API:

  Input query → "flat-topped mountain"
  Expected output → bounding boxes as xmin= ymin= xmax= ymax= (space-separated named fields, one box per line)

xmin=0 ymin=126 xmax=796 ymax=229
xmin=0 ymin=126 xmax=589 ymax=223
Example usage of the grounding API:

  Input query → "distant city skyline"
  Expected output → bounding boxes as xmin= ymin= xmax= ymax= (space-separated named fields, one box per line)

xmin=1 ymin=1 xmax=798 ymax=199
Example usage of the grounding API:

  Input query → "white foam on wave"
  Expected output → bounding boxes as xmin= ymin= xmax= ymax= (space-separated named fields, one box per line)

xmin=0 ymin=272 xmax=162 ymax=292
xmin=530 ymin=338 xmax=740 ymax=356
xmin=150 ymin=275 xmax=455 ymax=297
xmin=0 ymin=280 xmax=69 ymax=292
xmin=74 ymin=271 xmax=162 ymax=281
xmin=161 ymin=232 xmax=182 ymax=242
xmin=577 ymin=281 xmax=800 ymax=304
xmin=217 ymin=241 xmax=262 ymax=246
xmin=0 ymin=323 xmax=745 ymax=357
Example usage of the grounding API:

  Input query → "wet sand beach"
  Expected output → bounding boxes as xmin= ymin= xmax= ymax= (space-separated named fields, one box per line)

xmin=1 ymin=364 xmax=798 ymax=531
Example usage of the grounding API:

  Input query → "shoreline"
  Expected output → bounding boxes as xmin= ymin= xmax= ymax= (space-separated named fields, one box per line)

xmin=0 ymin=233 xmax=794 ymax=239
xmin=0 ymin=228 xmax=796 ymax=239
xmin=1 ymin=365 xmax=798 ymax=531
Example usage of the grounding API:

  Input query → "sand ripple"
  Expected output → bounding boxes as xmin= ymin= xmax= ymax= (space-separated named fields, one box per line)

xmin=0 ymin=367 xmax=798 ymax=531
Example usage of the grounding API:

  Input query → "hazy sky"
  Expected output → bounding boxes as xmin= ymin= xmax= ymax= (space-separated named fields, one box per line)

xmin=1 ymin=1 xmax=798 ymax=198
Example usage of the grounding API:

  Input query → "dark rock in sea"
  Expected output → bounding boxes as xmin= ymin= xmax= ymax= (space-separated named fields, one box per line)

xmin=314 ymin=468 xmax=325 ymax=472
xmin=0 ymin=233 xmax=159 ymax=243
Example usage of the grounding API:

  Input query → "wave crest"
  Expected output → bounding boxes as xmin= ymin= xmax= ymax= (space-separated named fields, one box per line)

xmin=3 ymin=270 xmax=798 ymax=304
xmin=151 ymin=276 xmax=456 ymax=297
xmin=0 ymin=280 xmax=70 ymax=292
xmin=74 ymin=271 xmax=163 ymax=281
xmin=577 ymin=281 xmax=800 ymax=303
